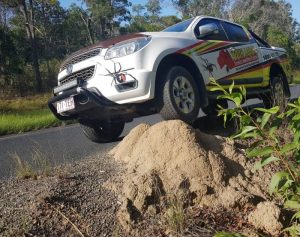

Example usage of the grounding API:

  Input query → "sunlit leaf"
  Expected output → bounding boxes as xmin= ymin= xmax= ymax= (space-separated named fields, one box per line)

xmin=280 ymin=143 xmax=299 ymax=154
xmin=247 ymin=146 xmax=274 ymax=158
xmin=261 ymin=113 xmax=272 ymax=129
xmin=292 ymin=114 xmax=300 ymax=121
xmin=233 ymin=126 xmax=256 ymax=139
xmin=255 ymin=106 xmax=279 ymax=114
xmin=284 ymin=224 xmax=300 ymax=237
xmin=229 ymin=81 xmax=234 ymax=94
xmin=269 ymin=171 xmax=290 ymax=194
xmin=285 ymin=200 xmax=300 ymax=211
xmin=254 ymin=156 xmax=280 ymax=170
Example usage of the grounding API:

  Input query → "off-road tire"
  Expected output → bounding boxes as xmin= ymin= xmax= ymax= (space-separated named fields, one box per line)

xmin=157 ymin=66 xmax=200 ymax=123
xmin=79 ymin=120 xmax=125 ymax=143
xmin=263 ymin=75 xmax=287 ymax=111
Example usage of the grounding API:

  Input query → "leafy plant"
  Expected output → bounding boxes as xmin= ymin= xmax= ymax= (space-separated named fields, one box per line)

xmin=210 ymin=78 xmax=300 ymax=236
xmin=165 ymin=194 xmax=186 ymax=234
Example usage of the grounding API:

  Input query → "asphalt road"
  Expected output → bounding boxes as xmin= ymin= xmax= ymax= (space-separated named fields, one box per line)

xmin=1 ymin=85 xmax=300 ymax=179
xmin=0 ymin=114 xmax=162 ymax=179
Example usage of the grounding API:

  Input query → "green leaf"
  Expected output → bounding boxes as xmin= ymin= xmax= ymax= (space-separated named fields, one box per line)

xmin=288 ymin=103 xmax=298 ymax=108
xmin=243 ymin=131 xmax=259 ymax=139
xmin=284 ymin=224 xmax=300 ymax=237
xmin=209 ymin=87 xmax=226 ymax=92
xmin=255 ymin=106 xmax=279 ymax=114
xmin=229 ymin=81 xmax=234 ymax=94
xmin=232 ymin=93 xmax=243 ymax=107
xmin=218 ymin=95 xmax=233 ymax=101
xmin=261 ymin=113 xmax=272 ymax=129
xmin=292 ymin=211 xmax=300 ymax=221
xmin=280 ymin=143 xmax=299 ymax=154
xmin=233 ymin=126 xmax=257 ymax=139
xmin=292 ymin=114 xmax=300 ymax=121
xmin=277 ymin=112 xmax=285 ymax=119
xmin=269 ymin=171 xmax=290 ymax=194
xmin=224 ymin=113 xmax=228 ymax=127
xmin=294 ymin=131 xmax=300 ymax=143
xmin=247 ymin=146 xmax=274 ymax=158
xmin=285 ymin=200 xmax=300 ymax=211
xmin=286 ymin=108 xmax=296 ymax=117
xmin=240 ymin=114 xmax=251 ymax=125
xmin=239 ymin=86 xmax=247 ymax=98
xmin=254 ymin=156 xmax=280 ymax=170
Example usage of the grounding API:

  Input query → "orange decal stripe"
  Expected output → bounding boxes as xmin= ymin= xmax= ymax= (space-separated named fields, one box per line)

xmin=177 ymin=40 xmax=206 ymax=54
xmin=195 ymin=41 xmax=234 ymax=55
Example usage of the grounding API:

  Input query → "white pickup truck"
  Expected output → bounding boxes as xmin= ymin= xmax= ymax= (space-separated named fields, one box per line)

xmin=48 ymin=16 xmax=292 ymax=143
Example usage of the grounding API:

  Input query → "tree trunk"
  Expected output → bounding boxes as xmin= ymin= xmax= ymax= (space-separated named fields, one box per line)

xmin=19 ymin=0 xmax=43 ymax=93
xmin=80 ymin=12 xmax=94 ymax=45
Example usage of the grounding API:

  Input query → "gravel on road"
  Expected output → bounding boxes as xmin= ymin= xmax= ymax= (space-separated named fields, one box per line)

xmin=0 ymin=153 xmax=122 ymax=237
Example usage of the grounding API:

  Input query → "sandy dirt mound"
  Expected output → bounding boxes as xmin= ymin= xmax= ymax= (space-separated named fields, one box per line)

xmin=110 ymin=120 xmax=273 ymax=231
xmin=248 ymin=201 xmax=284 ymax=236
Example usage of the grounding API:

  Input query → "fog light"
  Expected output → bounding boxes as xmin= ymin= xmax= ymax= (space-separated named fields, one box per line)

xmin=116 ymin=74 xmax=126 ymax=83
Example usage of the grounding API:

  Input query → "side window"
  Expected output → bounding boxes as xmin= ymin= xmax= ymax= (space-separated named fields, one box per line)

xmin=195 ymin=18 xmax=228 ymax=41
xmin=249 ymin=30 xmax=271 ymax=48
xmin=222 ymin=22 xmax=250 ymax=42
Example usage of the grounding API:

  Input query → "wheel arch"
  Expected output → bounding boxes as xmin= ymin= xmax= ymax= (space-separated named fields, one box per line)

xmin=269 ymin=63 xmax=291 ymax=97
xmin=155 ymin=53 xmax=208 ymax=107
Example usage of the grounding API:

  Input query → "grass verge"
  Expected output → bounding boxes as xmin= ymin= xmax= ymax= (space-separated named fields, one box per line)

xmin=293 ymin=70 xmax=300 ymax=84
xmin=0 ymin=93 xmax=74 ymax=136
xmin=11 ymin=147 xmax=52 ymax=179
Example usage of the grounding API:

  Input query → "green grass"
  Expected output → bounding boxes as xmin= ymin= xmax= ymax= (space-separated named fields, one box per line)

xmin=293 ymin=70 xmax=300 ymax=84
xmin=0 ymin=94 xmax=74 ymax=136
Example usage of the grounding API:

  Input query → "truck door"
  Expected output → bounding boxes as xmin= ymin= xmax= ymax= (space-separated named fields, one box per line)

xmin=218 ymin=21 xmax=264 ymax=88
xmin=191 ymin=18 xmax=232 ymax=85
xmin=191 ymin=18 xmax=264 ymax=89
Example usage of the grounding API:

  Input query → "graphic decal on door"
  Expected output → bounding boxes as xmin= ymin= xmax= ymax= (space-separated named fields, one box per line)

xmin=217 ymin=46 xmax=259 ymax=72
xmin=177 ymin=40 xmax=235 ymax=55
xmin=199 ymin=57 xmax=217 ymax=77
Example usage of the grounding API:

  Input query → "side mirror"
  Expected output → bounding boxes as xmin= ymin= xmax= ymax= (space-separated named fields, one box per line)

xmin=198 ymin=23 xmax=219 ymax=38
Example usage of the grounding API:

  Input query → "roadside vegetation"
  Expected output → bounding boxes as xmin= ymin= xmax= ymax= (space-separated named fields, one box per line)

xmin=211 ymin=79 xmax=300 ymax=236
xmin=0 ymin=0 xmax=299 ymax=97
xmin=0 ymin=94 xmax=73 ymax=136
xmin=11 ymin=147 xmax=52 ymax=179
xmin=294 ymin=70 xmax=300 ymax=84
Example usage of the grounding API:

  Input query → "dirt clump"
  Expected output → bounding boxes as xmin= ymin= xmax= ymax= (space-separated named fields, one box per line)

xmin=110 ymin=120 xmax=275 ymax=232
xmin=248 ymin=201 xmax=284 ymax=236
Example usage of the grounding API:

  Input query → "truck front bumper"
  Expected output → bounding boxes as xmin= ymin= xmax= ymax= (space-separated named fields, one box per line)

xmin=48 ymin=87 xmax=155 ymax=121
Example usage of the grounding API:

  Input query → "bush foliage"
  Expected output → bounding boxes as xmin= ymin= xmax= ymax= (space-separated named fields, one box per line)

xmin=211 ymin=79 xmax=300 ymax=236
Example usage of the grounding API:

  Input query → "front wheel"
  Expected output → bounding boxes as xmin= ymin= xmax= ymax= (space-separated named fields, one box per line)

xmin=79 ymin=120 xmax=125 ymax=143
xmin=156 ymin=66 xmax=200 ymax=123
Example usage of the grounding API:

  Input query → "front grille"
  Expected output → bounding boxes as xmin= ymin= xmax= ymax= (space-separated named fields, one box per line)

xmin=61 ymin=48 xmax=101 ymax=71
xmin=59 ymin=66 xmax=95 ymax=85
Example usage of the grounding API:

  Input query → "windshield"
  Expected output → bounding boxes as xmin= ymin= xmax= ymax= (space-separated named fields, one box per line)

xmin=163 ymin=18 xmax=194 ymax=32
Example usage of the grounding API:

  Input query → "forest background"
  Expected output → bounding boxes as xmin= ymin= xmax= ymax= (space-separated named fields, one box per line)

xmin=0 ymin=0 xmax=299 ymax=97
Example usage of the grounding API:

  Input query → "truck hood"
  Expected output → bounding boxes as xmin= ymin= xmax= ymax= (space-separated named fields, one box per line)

xmin=61 ymin=33 xmax=147 ymax=63
xmin=144 ymin=31 xmax=191 ymax=39
xmin=61 ymin=32 xmax=191 ymax=67
xmin=68 ymin=32 xmax=189 ymax=55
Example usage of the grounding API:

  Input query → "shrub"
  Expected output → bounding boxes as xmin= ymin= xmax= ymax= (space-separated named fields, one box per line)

xmin=210 ymin=79 xmax=300 ymax=236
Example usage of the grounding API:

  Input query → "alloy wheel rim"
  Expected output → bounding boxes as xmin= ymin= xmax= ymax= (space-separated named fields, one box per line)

xmin=172 ymin=76 xmax=195 ymax=114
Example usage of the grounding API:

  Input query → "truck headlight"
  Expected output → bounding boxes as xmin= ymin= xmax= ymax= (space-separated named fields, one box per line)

xmin=105 ymin=37 xmax=151 ymax=60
